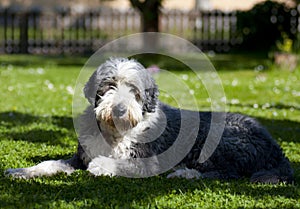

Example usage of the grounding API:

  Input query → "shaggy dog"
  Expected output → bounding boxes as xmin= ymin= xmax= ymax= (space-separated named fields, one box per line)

xmin=5 ymin=58 xmax=294 ymax=183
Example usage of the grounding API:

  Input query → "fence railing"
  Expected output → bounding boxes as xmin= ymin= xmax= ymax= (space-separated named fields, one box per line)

xmin=161 ymin=9 xmax=241 ymax=52
xmin=0 ymin=7 xmax=298 ymax=54
xmin=0 ymin=8 xmax=142 ymax=54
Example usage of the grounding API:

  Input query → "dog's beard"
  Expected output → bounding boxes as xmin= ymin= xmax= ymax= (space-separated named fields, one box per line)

xmin=95 ymin=96 xmax=143 ymax=134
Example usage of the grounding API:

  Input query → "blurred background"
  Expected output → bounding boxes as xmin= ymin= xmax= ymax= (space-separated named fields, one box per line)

xmin=0 ymin=0 xmax=299 ymax=60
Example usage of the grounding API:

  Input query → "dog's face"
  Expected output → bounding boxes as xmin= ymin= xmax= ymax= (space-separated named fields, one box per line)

xmin=84 ymin=58 xmax=159 ymax=133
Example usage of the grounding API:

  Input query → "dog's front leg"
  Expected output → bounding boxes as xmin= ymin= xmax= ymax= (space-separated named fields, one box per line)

xmin=5 ymin=159 xmax=75 ymax=179
xmin=87 ymin=156 xmax=164 ymax=178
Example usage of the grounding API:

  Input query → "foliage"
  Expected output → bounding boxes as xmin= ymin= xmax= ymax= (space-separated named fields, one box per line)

xmin=0 ymin=55 xmax=300 ymax=208
xmin=236 ymin=1 xmax=297 ymax=52
xmin=276 ymin=33 xmax=294 ymax=53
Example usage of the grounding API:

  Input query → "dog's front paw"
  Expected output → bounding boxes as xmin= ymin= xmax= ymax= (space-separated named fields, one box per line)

xmin=167 ymin=168 xmax=202 ymax=179
xmin=87 ymin=161 xmax=115 ymax=177
xmin=5 ymin=168 xmax=33 ymax=179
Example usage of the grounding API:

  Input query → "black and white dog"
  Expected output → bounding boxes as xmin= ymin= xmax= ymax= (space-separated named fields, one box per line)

xmin=5 ymin=58 xmax=294 ymax=183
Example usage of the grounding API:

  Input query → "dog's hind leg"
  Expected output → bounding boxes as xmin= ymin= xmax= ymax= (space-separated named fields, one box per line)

xmin=5 ymin=154 xmax=83 ymax=179
xmin=250 ymin=158 xmax=294 ymax=184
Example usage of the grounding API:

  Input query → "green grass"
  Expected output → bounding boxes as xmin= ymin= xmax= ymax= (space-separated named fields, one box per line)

xmin=0 ymin=54 xmax=300 ymax=208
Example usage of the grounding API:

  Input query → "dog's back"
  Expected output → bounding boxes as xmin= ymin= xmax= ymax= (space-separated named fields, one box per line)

xmin=156 ymin=103 xmax=294 ymax=183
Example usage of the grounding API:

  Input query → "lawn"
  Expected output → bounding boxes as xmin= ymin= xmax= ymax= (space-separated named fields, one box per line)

xmin=0 ymin=54 xmax=299 ymax=208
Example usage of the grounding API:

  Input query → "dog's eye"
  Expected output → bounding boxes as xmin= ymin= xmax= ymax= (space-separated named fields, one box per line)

xmin=96 ymin=90 xmax=104 ymax=97
xmin=130 ymin=88 xmax=141 ymax=101
xmin=97 ymin=83 xmax=116 ymax=97
xmin=104 ymin=82 xmax=116 ymax=90
xmin=109 ymin=83 xmax=116 ymax=89
xmin=135 ymin=92 xmax=141 ymax=101
xmin=107 ymin=84 xmax=117 ymax=92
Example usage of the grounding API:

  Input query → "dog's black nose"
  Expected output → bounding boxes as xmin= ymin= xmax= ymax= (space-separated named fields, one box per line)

xmin=112 ymin=104 xmax=127 ymax=117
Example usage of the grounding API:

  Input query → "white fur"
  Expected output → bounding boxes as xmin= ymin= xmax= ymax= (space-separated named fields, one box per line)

xmin=167 ymin=168 xmax=202 ymax=179
xmin=5 ymin=160 xmax=74 ymax=179
xmin=87 ymin=156 xmax=117 ymax=176
xmin=95 ymin=83 xmax=143 ymax=133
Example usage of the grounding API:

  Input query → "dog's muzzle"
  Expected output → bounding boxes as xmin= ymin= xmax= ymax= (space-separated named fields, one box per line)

xmin=112 ymin=104 xmax=127 ymax=118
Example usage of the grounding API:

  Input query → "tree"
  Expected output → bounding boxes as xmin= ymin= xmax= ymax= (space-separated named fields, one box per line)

xmin=129 ymin=0 xmax=162 ymax=32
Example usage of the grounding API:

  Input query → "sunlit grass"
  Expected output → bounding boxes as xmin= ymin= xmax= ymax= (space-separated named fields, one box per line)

xmin=0 ymin=54 xmax=299 ymax=208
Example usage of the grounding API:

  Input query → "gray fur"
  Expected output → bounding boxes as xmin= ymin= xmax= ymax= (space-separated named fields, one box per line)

xmin=5 ymin=57 xmax=294 ymax=184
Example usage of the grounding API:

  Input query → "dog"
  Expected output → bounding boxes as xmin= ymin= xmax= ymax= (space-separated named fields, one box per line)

xmin=5 ymin=57 xmax=294 ymax=183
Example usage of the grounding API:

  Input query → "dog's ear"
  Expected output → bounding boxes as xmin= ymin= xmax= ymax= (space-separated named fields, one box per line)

xmin=84 ymin=70 xmax=98 ymax=105
xmin=143 ymin=83 xmax=159 ymax=113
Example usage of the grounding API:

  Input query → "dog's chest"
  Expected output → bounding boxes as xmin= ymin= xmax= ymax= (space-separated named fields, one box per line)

xmin=97 ymin=123 xmax=133 ymax=159
xmin=111 ymin=138 xmax=132 ymax=159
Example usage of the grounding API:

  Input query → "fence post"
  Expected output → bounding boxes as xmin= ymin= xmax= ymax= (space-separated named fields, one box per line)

xmin=3 ymin=8 xmax=8 ymax=52
xmin=19 ymin=12 xmax=28 ymax=53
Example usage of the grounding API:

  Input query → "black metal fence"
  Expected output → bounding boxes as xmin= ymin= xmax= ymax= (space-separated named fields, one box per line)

xmin=160 ymin=9 xmax=241 ymax=52
xmin=0 ymin=8 xmax=141 ymax=54
xmin=0 ymin=6 xmax=299 ymax=54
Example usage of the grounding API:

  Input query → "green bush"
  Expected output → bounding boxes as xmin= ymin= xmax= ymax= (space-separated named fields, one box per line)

xmin=236 ymin=1 xmax=297 ymax=52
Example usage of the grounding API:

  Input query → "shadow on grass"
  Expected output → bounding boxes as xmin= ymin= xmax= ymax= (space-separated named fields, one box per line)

xmin=231 ymin=103 xmax=300 ymax=112
xmin=1 ymin=110 xmax=299 ymax=207
xmin=257 ymin=117 xmax=300 ymax=143
xmin=0 ymin=170 xmax=299 ymax=208
xmin=28 ymin=153 xmax=75 ymax=164
xmin=228 ymin=103 xmax=300 ymax=143
xmin=0 ymin=111 xmax=76 ymax=146
xmin=130 ymin=52 xmax=271 ymax=72
xmin=210 ymin=52 xmax=272 ymax=71
xmin=1 ymin=109 xmax=299 ymax=146
xmin=0 ymin=111 xmax=73 ymax=129
xmin=0 ymin=54 xmax=88 ymax=67
xmin=0 ymin=53 xmax=271 ymax=72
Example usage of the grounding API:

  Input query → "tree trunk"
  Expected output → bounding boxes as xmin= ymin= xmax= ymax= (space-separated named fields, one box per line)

xmin=129 ymin=0 xmax=162 ymax=32
xmin=140 ymin=8 xmax=160 ymax=32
